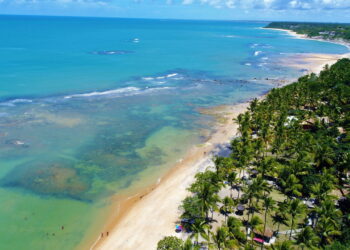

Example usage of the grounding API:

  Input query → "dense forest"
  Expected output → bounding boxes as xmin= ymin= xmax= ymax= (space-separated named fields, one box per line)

xmin=266 ymin=22 xmax=350 ymax=41
xmin=157 ymin=59 xmax=350 ymax=249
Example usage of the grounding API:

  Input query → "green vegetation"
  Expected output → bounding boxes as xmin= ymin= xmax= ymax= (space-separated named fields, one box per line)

xmin=157 ymin=236 xmax=184 ymax=250
xmin=266 ymin=22 xmax=350 ymax=41
xmin=157 ymin=58 xmax=350 ymax=249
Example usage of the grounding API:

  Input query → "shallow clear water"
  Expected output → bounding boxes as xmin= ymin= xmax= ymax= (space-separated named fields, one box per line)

xmin=0 ymin=16 xmax=348 ymax=250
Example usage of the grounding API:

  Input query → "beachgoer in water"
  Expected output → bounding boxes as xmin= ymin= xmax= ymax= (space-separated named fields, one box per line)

xmin=61 ymin=226 xmax=64 ymax=230
xmin=107 ymin=232 xmax=109 ymax=236
xmin=101 ymin=233 xmax=104 ymax=238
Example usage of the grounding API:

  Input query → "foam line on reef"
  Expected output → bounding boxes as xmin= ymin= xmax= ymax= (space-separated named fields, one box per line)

xmin=64 ymin=87 xmax=141 ymax=99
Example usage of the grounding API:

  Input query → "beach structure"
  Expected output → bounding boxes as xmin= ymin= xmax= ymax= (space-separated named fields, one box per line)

xmin=252 ymin=228 xmax=276 ymax=245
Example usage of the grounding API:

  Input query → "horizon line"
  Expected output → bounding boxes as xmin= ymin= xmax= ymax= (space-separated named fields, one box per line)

xmin=0 ymin=13 xmax=349 ymax=24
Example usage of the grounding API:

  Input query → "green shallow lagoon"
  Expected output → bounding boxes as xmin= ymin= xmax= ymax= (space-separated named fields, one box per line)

xmin=0 ymin=16 xmax=348 ymax=249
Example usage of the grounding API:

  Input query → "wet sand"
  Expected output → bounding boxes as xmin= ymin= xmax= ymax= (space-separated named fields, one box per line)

xmin=279 ymin=52 xmax=350 ymax=75
xmin=265 ymin=27 xmax=350 ymax=74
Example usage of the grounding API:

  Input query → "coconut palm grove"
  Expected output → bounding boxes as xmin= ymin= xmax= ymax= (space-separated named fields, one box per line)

xmin=157 ymin=59 xmax=350 ymax=250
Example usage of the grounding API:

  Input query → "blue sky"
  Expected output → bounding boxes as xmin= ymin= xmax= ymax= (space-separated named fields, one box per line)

xmin=0 ymin=0 xmax=349 ymax=22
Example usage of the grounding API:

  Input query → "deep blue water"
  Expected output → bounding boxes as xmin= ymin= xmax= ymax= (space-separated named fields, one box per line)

xmin=0 ymin=15 xmax=348 ymax=249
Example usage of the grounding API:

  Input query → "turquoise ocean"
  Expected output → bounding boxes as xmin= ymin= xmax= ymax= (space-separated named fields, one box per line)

xmin=0 ymin=15 xmax=348 ymax=249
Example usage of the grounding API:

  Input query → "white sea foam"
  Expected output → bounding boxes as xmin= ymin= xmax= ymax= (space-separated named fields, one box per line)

xmin=143 ymin=87 xmax=173 ymax=93
xmin=254 ymin=51 xmax=262 ymax=56
xmin=143 ymin=73 xmax=178 ymax=81
xmin=142 ymin=77 xmax=154 ymax=81
xmin=63 ymin=85 xmax=174 ymax=99
xmin=166 ymin=73 xmax=178 ymax=78
xmin=64 ymin=87 xmax=140 ymax=99
xmin=261 ymin=57 xmax=269 ymax=60
xmin=245 ymin=63 xmax=252 ymax=66
xmin=0 ymin=99 xmax=33 ymax=107
xmin=12 ymin=99 xmax=33 ymax=104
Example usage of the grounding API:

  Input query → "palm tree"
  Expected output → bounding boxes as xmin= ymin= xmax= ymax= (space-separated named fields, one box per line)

xmin=227 ymin=216 xmax=246 ymax=245
xmin=272 ymin=206 xmax=289 ymax=236
xmin=220 ymin=196 xmax=235 ymax=223
xmin=244 ymin=245 xmax=255 ymax=250
xmin=314 ymin=198 xmax=342 ymax=229
xmin=315 ymin=198 xmax=343 ymax=246
xmin=257 ymin=156 xmax=276 ymax=178
xmin=249 ymin=215 xmax=263 ymax=246
xmin=227 ymin=171 xmax=239 ymax=198
xmin=211 ymin=226 xmax=229 ymax=250
xmin=244 ymin=176 xmax=269 ymax=237
xmin=310 ymin=169 xmax=337 ymax=204
xmin=182 ymin=238 xmax=193 ymax=250
xmin=189 ymin=179 xmax=220 ymax=219
xmin=261 ymin=197 xmax=276 ymax=250
xmin=316 ymin=217 xmax=341 ymax=246
xmin=312 ymin=141 xmax=335 ymax=170
xmin=270 ymin=240 xmax=293 ymax=250
xmin=190 ymin=219 xmax=209 ymax=246
xmin=287 ymin=199 xmax=306 ymax=240
xmin=280 ymin=174 xmax=303 ymax=199
xmin=295 ymin=226 xmax=320 ymax=250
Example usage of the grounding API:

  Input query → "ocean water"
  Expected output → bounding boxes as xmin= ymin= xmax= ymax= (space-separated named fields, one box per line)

xmin=0 ymin=15 xmax=348 ymax=249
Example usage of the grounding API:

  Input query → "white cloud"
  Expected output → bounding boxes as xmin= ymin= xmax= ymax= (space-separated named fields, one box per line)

xmin=225 ymin=0 xmax=235 ymax=8
xmin=182 ymin=0 xmax=194 ymax=5
xmin=175 ymin=0 xmax=350 ymax=10
xmin=2 ymin=0 xmax=350 ymax=11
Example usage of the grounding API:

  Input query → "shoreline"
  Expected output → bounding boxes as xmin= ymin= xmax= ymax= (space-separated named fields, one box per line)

xmin=92 ymin=29 xmax=350 ymax=250
xmin=264 ymin=27 xmax=350 ymax=50
xmin=264 ymin=27 xmax=350 ymax=74
xmin=93 ymin=103 xmax=249 ymax=249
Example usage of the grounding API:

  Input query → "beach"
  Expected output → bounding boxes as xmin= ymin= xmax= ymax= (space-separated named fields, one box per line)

xmin=265 ymin=27 xmax=350 ymax=74
xmin=93 ymin=103 xmax=248 ymax=250
xmin=1 ymin=17 xmax=349 ymax=250
xmin=265 ymin=27 xmax=350 ymax=49
xmin=94 ymin=29 xmax=350 ymax=250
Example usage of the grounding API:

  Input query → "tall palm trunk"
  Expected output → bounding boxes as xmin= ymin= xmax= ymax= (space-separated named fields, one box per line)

xmin=261 ymin=209 xmax=268 ymax=250
xmin=246 ymin=197 xmax=253 ymax=240
xmin=289 ymin=217 xmax=295 ymax=240
xmin=277 ymin=222 xmax=281 ymax=236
